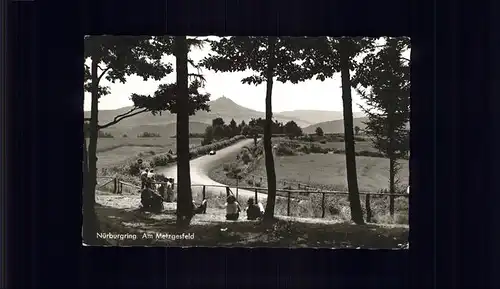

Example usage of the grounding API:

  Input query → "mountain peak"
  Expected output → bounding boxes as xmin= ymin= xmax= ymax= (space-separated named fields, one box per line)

xmin=210 ymin=96 xmax=236 ymax=105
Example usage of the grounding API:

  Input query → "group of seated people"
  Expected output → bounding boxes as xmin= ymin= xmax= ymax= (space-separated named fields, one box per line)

xmin=225 ymin=195 xmax=264 ymax=221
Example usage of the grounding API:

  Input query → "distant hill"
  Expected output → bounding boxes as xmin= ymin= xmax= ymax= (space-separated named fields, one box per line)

xmin=303 ymin=117 xmax=410 ymax=134
xmin=85 ymin=97 xmax=311 ymax=128
xmin=303 ymin=117 xmax=370 ymax=134
xmin=101 ymin=122 xmax=210 ymax=137
xmin=84 ymin=96 xmax=370 ymax=133
xmin=275 ymin=110 xmax=364 ymax=125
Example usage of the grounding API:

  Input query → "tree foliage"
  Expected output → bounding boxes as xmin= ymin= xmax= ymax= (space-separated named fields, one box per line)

xmin=84 ymin=36 xmax=210 ymax=130
xmin=284 ymin=121 xmax=303 ymax=138
xmin=315 ymin=127 xmax=324 ymax=136
xmin=353 ymin=37 xmax=410 ymax=160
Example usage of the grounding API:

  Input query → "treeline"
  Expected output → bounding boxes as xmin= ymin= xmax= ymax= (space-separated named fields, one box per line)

xmin=201 ymin=117 xmax=303 ymax=145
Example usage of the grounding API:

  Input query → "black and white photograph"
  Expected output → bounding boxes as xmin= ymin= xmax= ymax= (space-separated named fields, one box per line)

xmin=83 ymin=36 xmax=410 ymax=248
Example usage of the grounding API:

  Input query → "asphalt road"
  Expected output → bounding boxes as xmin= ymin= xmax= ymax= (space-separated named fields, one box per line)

xmin=156 ymin=139 xmax=270 ymax=203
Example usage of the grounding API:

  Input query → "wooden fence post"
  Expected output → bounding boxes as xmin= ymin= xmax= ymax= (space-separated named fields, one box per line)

xmin=287 ymin=192 xmax=291 ymax=216
xmin=113 ymin=178 xmax=117 ymax=194
xmin=321 ymin=192 xmax=326 ymax=218
xmin=254 ymin=188 xmax=258 ymax=203
xmin=365 ymin=194 xmax=372 ymax=223
xmin=226 ymin=186 xmax=230 ymax=197
xmin=298 ymin=183 xmax=301 ymax=190
xmin=202 ymin=185 xmax=206 ymax=200
xmin=389 ymin=194 xmax=395 ymax=217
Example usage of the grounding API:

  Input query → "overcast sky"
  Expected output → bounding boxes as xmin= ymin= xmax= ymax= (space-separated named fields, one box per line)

xmin=84 ymin=37 xmax=410 ymax=113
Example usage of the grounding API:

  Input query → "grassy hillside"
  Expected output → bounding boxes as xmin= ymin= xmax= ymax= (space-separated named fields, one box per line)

xmin=303 ymin=117 xmax=370 ymax=134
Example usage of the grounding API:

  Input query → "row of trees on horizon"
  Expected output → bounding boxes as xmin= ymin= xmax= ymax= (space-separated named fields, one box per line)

xmin=83 ymin=36 xmax=410 ymax=243
xmin=201 ymin=117 xmax=304 ymax=144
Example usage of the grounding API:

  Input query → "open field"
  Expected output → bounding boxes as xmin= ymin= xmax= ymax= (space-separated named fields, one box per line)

xmin=210 ymin=153 xmax=409 ymax=192
xmin=206 ymin=138 xmax=409 ymax=224
xmin=94 ymin=194 xmax=409 ymax=248
xmin=94 ymin=137 xmax=203 ymax=169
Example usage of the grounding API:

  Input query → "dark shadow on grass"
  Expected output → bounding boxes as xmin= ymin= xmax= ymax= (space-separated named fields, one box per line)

xmin=93 ymin=204 xmax=409 ymax=248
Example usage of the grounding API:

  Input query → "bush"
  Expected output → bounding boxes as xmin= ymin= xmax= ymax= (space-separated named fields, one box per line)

xmin=255 ymin=181 xmax=262 ymax=187
xmin=152 ymin=153 xmax=175 ymax=167
xmin=276 ymin=143 xmax=295 ymax=156
xmin=128 ymin=162 xmax=142 ymax=176
xmin=356 ymin=150 xmax=385 ymax=158
xmin=138 ymin=132 xmax=161 ymax=138
xmin=241 ymin=150 xmax=252 ymax=164
xmin=309 ymin=144 xmax=327 ymax=154
xmin=122 ymin=134 xmax=128 ymax=138
xmin=319 ymin=140 xmax=327 ymax=144
xmin=247 ymin=179 xmax=254 ymax=185
xmin=98 ymin=131 xmax=114 ymax=138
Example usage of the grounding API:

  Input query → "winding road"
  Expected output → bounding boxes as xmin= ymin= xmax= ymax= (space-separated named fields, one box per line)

xmin=157 ymin=139 xmax=270 ymax=203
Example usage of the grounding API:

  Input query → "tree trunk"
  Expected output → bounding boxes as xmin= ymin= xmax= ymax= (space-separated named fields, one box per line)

xmin=83 ymin=134 xmax=89 ymax=193
xmin=339 ymin=39 xmax=364 ymax=225
xmin=174 ymin=36 xmax=193 ymax=227
xmin=83 ymin=54 xmax=100 ymax=243
xmin=389 ymin=157 xmax=395 ymax=216
xmin=263 ymin=36 xmax=277 ymax=221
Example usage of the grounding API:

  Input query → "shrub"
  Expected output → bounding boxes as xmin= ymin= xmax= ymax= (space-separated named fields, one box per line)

xmin=246 ymin=179 xmax=254 ymax=185
xmin=138 ymin=132 xmax=161 ymax=138
xmin=241 ymin=150 xmax=252 ymax=164
xmin=299 ymin=145 xmax=310 ymax=154
xmin=255 ymin=181 xmax=262 ymax=187
xmin=122 ymin=134 xmax=128 ymax=138
xmin=98 ymin=131 xmax=114 ymax=138
xmin=148 ymin=150 xmax=156 ymax=155
xmin=276 ymin=143 xmax=295 ymax=156
xmin=356 ymin=150 xmax=385 ymax=158
xmin=309 ymin=144 xmax=326 ymax=154
xmin=231 ymin=166 xmax=242 ymax=175
xmin=319 ymin=140 xmax=327 ymax=144
xmin=128 ymin=162 xmax=141 ymax=176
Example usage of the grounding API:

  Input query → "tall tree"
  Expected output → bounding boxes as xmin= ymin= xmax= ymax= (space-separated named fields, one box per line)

xmin=229 ymin=118 xmax=239 ymax=136
xmin=354 ymin=126 xmax=361 ymax=135
xmin=174 ymin=36 xmax=192 ymax=227
xmin=353 ymin=37 xmax=410 ymax=215
xmin=299 ymin=36 xmax=376 ymax=224
xmin=201 ymin=37 xmax=310 ymax=220
xmin=315 ymin=127 xmax=324 ymax=136
xmin=284 ymin=120 xmax=303 ymax=138
xmin=84 ymin=36 xmax=209 ymax=241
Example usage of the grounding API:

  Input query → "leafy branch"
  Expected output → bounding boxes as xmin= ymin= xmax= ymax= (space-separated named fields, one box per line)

xmin=98 ymin=107 xmax=148 ymax=130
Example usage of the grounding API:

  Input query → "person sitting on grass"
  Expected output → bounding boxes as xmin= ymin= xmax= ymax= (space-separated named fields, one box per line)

xmin=147 ymin=169 xmax=155 ymax=180
xmin=257 ymin=201 xmax=265 ymax=215
xmin=140 ymin=169 xmax=149 ymax=189
xmin=246 ymin=198 xmax=263 ymax=220
xmin=225 ymin=195 xmax=241 ymax=221
xmin=140 ymin=187 xmax=164 ymax=213
xmin=165 ymin=179 xmax=174 ymax=202
xmin=192 ymin=199 xmax=208 ymax=214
